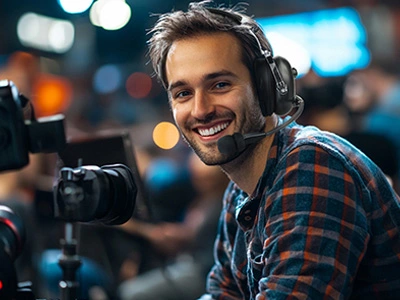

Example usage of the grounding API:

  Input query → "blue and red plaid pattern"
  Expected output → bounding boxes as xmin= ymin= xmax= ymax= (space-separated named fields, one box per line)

xmin=203 ymin=121 xmax=400 ymax=300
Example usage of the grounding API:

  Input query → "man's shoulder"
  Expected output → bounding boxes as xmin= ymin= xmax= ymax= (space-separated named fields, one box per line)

xmin=279 ymin=122 xmax=384 ymax=184
xmin=282 ymin=122 xmax=351 ymax=157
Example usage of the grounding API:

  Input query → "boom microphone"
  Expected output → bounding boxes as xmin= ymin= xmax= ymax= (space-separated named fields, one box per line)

xmin=217 ymin=96 xmax=304 ymax=157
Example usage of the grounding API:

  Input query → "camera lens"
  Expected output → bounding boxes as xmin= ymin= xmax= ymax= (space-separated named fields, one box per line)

xmin=54 ymin=164 xmax=137 ymax=225
xmin=97 ymin=164 xmax=137 ymax=225
xmin=0 ymin=205 xmax=26 ymax=300
xmin=0 ymin=205 xmax=25 ymax=261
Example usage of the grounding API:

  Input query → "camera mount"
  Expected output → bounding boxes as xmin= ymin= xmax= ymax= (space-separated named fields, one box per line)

xmin=58 ymin=222 xmax=82 ymax=300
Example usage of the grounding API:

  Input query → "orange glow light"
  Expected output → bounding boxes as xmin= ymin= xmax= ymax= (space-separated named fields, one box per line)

xmin=32 ymin=74 xmax=73 ymax=117
xmin=152 ymin=122 xmax=180 ymax=150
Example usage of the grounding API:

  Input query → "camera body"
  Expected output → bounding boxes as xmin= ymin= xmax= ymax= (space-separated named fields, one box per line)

xmin=0 ymin=79 xmax=66 ymax=171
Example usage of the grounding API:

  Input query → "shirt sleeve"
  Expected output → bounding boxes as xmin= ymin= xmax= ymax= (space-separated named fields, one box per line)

xmin=203 ymin=185 xmax=244 ymax=300
xmin=256 ymin=145 xmax=370 ymax=299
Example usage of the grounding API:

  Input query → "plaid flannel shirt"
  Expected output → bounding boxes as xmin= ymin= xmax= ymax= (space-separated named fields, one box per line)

xmin=203 ymin=120 xmax=400 ymax=300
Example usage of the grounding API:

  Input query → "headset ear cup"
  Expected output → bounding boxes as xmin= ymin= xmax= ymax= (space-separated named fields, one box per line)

xmin=254 ymin=56 xmax=297 ymax=116
xmin=254 ymin=56 xmax=276 ymax=116
xmin=274 ymin=56 xmax=296 ymax=115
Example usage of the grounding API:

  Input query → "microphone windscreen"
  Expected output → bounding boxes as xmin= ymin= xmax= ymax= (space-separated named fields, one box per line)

xmin=217 ymin=135 xmax=237 ymax=155
xmin=217 ymin=133 xmax=245 ymax=156
xmin=217 ymin=135 xmax=235 ymax=155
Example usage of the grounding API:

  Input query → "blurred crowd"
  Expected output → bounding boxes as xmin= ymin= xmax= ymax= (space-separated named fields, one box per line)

xmin=1 ymin=28 xmax=400 ymax=300
xmin=297 ymin=57 xmax=400 ymax=192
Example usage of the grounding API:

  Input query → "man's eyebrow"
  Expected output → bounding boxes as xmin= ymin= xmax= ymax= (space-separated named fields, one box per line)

xmin=204 ymin=70 xmax=237 ymax=81
xmin=167 ymin=70 xmax=238 ymax=92
xmin=168 ymin=80 xmax=186 ymax=92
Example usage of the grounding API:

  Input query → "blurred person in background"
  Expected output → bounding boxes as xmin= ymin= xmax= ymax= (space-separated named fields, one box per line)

xmin=344 ymin=58 xmax=400 ymax=133
xmin=147 ymin=1 xmax=400 ymax=299
xmin=296 ymin=70 xmax=351 ymax=136
xmin=344 ymin=58 xmax=400 ymax=192
xmin=117 ymin=152 xmax=229 ymax=300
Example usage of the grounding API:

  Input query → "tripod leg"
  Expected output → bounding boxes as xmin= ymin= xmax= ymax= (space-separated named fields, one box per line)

xmin=58 ymin=222 xmax=82 ymax=300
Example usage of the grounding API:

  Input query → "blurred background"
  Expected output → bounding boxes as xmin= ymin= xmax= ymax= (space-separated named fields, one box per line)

xmin=0 ymin=0 xmax=400 ymax=299
xmin=0 ymin=0 xmax=399 ymax=152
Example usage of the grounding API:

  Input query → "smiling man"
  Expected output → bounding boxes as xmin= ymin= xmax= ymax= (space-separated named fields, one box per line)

xmin=165 ymin=32 xmax=269 ymax=175
xmin=147 ymin=1 xmax=400 ymax=299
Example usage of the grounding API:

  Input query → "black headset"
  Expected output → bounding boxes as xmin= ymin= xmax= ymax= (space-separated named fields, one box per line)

xmin=206 ymin=7 xmax=298 ymax=116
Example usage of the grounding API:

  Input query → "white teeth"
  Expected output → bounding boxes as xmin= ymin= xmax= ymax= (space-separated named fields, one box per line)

xmin=198 ymin=122 xmax=229 ymax=137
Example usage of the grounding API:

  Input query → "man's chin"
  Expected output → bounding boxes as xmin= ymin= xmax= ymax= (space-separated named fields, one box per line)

xmin=189 ymin=144 xmax=218 ymax=165
xmin=199 ymin=140 xmax=255 ymax=166
xmin=185 ymin=136 xmax=233 ymax=165
xmin=193 ymin=148 xmax=237 ymax=166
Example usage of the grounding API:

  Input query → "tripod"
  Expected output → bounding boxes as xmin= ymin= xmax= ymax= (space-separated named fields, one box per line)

xmin=58 ymin=222 xmax=82 ymax=300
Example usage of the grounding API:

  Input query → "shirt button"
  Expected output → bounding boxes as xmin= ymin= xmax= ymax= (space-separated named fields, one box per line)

xmin=244 ymin=216 xmax=252 ymax=222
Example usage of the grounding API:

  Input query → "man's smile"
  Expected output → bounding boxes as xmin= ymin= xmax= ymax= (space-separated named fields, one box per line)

xmin=195 ymin=121 xmax=230 ymax=137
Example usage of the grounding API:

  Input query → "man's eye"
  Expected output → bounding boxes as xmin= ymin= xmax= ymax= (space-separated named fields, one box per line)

xmin=215 ymin=82 xmax=229 ymax=89
xmin=175 ymin=90 xmax=191 ymax=98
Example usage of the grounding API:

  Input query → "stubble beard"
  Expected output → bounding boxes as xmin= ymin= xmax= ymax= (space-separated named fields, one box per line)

xmin=181 ymin=102 xmax=266 ymax=166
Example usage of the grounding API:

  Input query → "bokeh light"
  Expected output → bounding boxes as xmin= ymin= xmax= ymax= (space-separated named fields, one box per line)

xmin=93 ymin=64 xmax=122 ymax=94
xmin=32 ymin=74 xmax=73 ymax=117
xmin=89 ymin=0 xmax=131 ymax=31
xmin=58 ymin=0 xmax=94 ymax=14
xmin=152 ymin=122 xmax=180 ymax=150
xmin=17 ymin=13 xmax=74 ymax=54
xmin=126 ymin=72 xmax=152 ymax=99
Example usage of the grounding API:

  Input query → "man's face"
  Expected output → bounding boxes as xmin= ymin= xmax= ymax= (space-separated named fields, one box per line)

xmin=165 ymin=32 xmax=265 ymax=165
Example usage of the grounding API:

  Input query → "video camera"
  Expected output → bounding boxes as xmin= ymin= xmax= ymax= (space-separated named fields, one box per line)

xmin=0 ymin=80 xmax=137 ymax=299
xmin=0 ymin=80 xmax=66 ymax=171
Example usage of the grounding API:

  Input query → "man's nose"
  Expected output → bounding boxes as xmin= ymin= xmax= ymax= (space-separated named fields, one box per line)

xmin=192 ymin=91 xmax=215 ymax=119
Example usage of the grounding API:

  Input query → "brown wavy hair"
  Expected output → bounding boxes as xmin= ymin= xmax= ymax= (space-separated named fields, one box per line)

xmin=147 ymin=0 xmax=273 ymax=89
